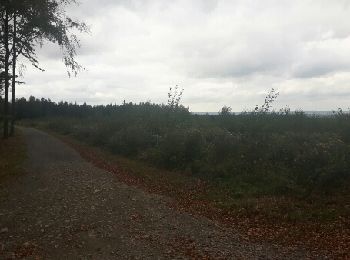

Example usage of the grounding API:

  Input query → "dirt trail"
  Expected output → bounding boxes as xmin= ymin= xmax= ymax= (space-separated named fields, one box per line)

xmin=0 ymin=128 xmax=312 ymax=259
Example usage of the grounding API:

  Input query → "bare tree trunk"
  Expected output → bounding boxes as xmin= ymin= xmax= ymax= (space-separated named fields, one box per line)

xmin=10 ymin=13 xmax=16 ymax=136
xmin=3 ymin=9 xmax=9 ymax=139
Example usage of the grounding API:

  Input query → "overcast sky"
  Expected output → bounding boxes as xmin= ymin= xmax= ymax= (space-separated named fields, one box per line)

xmin=17 ymin=0 xmax=350 ymax=112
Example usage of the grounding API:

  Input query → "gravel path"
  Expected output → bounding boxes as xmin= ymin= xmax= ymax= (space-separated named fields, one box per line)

xmin=0 ymin=128 xmax=311 ymax=259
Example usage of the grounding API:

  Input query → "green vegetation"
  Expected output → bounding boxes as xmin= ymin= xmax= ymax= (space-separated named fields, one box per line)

xmin=18 ymin=97 xmax=350 ymax=201
xmin=0 ymin=129 xmax=26 ymax=181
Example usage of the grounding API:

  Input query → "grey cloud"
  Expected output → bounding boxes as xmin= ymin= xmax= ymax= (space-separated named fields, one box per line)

xmin=293 ymin=62 xmax=350 ymax=78
xmin=292 ymin=38 xmax=350 ymax=78
xmin=16 ymin=0 xmax=350 ymax=111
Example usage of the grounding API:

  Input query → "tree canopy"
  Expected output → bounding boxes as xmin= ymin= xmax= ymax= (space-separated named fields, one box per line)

xmin=0 ymin=0 xmax=88 ymax=138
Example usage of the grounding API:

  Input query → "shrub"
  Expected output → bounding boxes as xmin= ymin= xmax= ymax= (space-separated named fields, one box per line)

xmin=108 ymin=125 xmax=153 ymax=156
xmin=30 ymin=101 xmax=350 ymax=198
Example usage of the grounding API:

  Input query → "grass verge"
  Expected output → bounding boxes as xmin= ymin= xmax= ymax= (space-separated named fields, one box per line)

xmin=0 ymin=130 xmax=26 ymax=182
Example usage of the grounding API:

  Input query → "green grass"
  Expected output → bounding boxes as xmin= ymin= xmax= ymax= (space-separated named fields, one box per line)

xmin=0 ymin=129 xmax=26 ymax=182
xmin=203 ymin=186 xmax=350 ymax=222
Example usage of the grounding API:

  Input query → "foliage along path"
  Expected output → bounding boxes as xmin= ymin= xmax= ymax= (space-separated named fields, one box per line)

xmin=0 ymin=128 xmax=313 ymax=259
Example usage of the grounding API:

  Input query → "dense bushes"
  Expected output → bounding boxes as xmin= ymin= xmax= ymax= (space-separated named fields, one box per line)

xmin=17 ymin=97 xmax=350 ymax=197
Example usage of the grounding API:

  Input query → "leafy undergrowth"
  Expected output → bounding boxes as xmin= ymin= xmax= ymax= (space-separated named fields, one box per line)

xmin=49 ymin=131 xmax=350 ymax=259
xmin=0 ymin=131 xmax=26 ymax=182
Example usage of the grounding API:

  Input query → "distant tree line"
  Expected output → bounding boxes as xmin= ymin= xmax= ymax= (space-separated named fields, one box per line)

xmin=0 ymin=96 xmax=189 ymax=120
